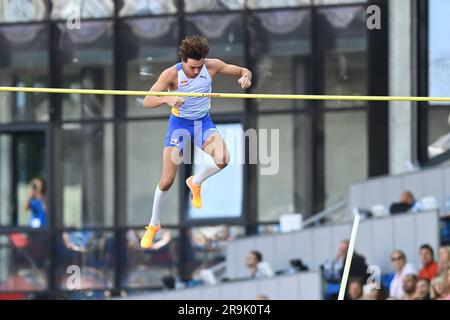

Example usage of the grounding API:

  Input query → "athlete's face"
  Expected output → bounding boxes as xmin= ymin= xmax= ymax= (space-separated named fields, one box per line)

xmin=184 ymin=58 xmax=205 ymax=78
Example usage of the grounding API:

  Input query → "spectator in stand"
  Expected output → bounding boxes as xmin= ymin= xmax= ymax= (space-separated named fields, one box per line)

xmin=438 ymin=246 xmax=450 ymax=276
xmin=443 ymin=268 xmax=450 ymax=300
xmin=402 ymin=274 xmax=418 ymax=300
xmin=322 ymin=239 xmax=368 ymax=283
xmin=24 ymin=177 xmax=48 ymax=228
xmin=246 ymin=251 xmax=274 ymax=279
xmin=389 ymin=191 xmax=421 ymax=214
xmin=430 ymin=276 xmax=448 ymax=300
xmin=322 ymin=240 xmax=368 ymax=300
xmin=414 ymin=278 xmax=431 ymax=300
xmin=389 ymin=249 xmax=417 ymax=299
xmin=347 ymin=278 xmax=364 ymax=300
xmin=418 ymin=244 xmax=439 ymax=280
xmin=362 ymin=285 xmax=388 ymax=300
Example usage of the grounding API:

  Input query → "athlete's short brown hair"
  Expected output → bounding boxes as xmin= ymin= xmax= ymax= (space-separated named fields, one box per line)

xmin=179 ymin=35 xmax=209 ymax=62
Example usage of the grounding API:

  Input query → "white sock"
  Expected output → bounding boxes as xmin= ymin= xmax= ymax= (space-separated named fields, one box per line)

xmin=149 ymin=185 xmax=169 ymax=226
xmin=193 ymin=162 xmax=222 ymax=185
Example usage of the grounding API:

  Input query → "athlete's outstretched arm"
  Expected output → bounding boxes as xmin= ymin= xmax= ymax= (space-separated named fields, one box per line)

xmin=208 ymin=59 xmax=252 ymax=89
xmin=143 ymin=68 xmax=184 ymax=109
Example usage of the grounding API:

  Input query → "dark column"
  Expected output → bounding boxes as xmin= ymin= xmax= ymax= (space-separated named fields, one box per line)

xmin=367 ymin=0 xmax=390 ymax=177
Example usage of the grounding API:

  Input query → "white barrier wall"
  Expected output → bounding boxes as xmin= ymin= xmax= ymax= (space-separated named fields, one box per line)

xmin=125 ymin=272 xmax=322 ymax=300
xmin=349 ymin=166 xmax=450 ymax=214
xmin=226 ymin=210 xmax=440 ymax=278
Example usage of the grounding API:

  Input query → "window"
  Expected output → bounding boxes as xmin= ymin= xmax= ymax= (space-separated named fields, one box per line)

xmin=247 ymin=0 xmax=310 ymax=9
xmin=62 ymin=123 xmax=114 ymax=227
xmin=56 ymin=230 xmax=114 ymax=290
xmin=184 ymin=225 xmax=244 ymax=281
xmin=126 ymin=120 xmax=179 ymax=226
xmin=429 ymin=0 xmax=450 ymax=101
xmin=247 ymin=1 xmax=368 ymax=10
xmin=250 ymin=9 xmax=311 ymax=111
xmin=121 ymin=227 xmax=179 ymax=288
xmin=50 ymin=0 xmax=114 ymax=20
xmin=120 ymin=17 xmax=179 ymax=118
xmin=428 ymin=108 xmax=450 ymax=158
xmin=188 ymin=123 xmax=244 ymax=220
xmin=258 ymin=115 xmax=294 ymax=222
xmin=118 ymin=0 xmax=177 ymax=16
xmin=427 ymin=0 xmax=450 ymax=159
xmin=0 ymin=135 xmax=12 ymax=225
xmin=0 ymin=0 xmax=47 ymax=23
xmin=58 ymin=21 xmax=114 ymax=120
xmin=324 ymin=111 xmax=368 ymax=207
xmin=0 ymin=24 xmax=49 ymax=123
xmin=313 ymin=0 xmax=367 ymax=4
xmin=0 ymin=231 xmax=49 ymax=293
xmin=317 ymin=6 xmax=367 ymax=109
xmin=184 ymin=0 xmax=244 ymax=13
xmin=0 ymin=132 xmax=47 ymax=227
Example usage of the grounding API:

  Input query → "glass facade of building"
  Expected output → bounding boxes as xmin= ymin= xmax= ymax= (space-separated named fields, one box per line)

xmin=418 ymin=0 xmax=450 ymax=164
xmin=0 ymin=0 xmax=383 ymax=298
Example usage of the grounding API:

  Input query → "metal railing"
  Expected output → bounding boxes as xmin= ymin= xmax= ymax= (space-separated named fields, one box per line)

xmin=302 ymin=200 xmax=348 ymax=228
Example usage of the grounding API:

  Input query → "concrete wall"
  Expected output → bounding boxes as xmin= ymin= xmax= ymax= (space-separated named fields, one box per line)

xmin=349 ymin=166 xmax=450 ymax=215
xmin=226 ymin=210 xmax=439 ymax=277
xmin=124 ymin=271 xmax=322 ymax=300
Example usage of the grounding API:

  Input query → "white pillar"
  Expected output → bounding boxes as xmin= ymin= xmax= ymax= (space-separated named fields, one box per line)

xmin=389 ymin=0 xmax=415 ymax=174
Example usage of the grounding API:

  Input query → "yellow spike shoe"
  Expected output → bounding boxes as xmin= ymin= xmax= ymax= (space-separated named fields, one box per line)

xmin=186 ymin=176 xmax=202 ymax=209
xmin=140 ymin=223 xmax=161 ymax=249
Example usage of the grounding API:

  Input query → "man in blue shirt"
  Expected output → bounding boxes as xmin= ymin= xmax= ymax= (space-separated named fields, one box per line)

xmin=24 ymin=178 xmax=48 ymax=228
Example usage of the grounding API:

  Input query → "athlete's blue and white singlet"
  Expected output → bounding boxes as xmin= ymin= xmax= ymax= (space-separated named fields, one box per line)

xmin=164 ymin=62 xmax=218 ymax=152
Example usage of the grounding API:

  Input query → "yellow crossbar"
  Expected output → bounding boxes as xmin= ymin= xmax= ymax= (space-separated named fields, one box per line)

xmin=1 ymin=86 xmax=450 ymax=102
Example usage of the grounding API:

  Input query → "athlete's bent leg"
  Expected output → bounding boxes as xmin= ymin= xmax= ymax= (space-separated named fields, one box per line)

xmin=186 ymin=132 xmax=230 ymax=209
xmin=201 ymin=131 xmax=230 ymax=169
